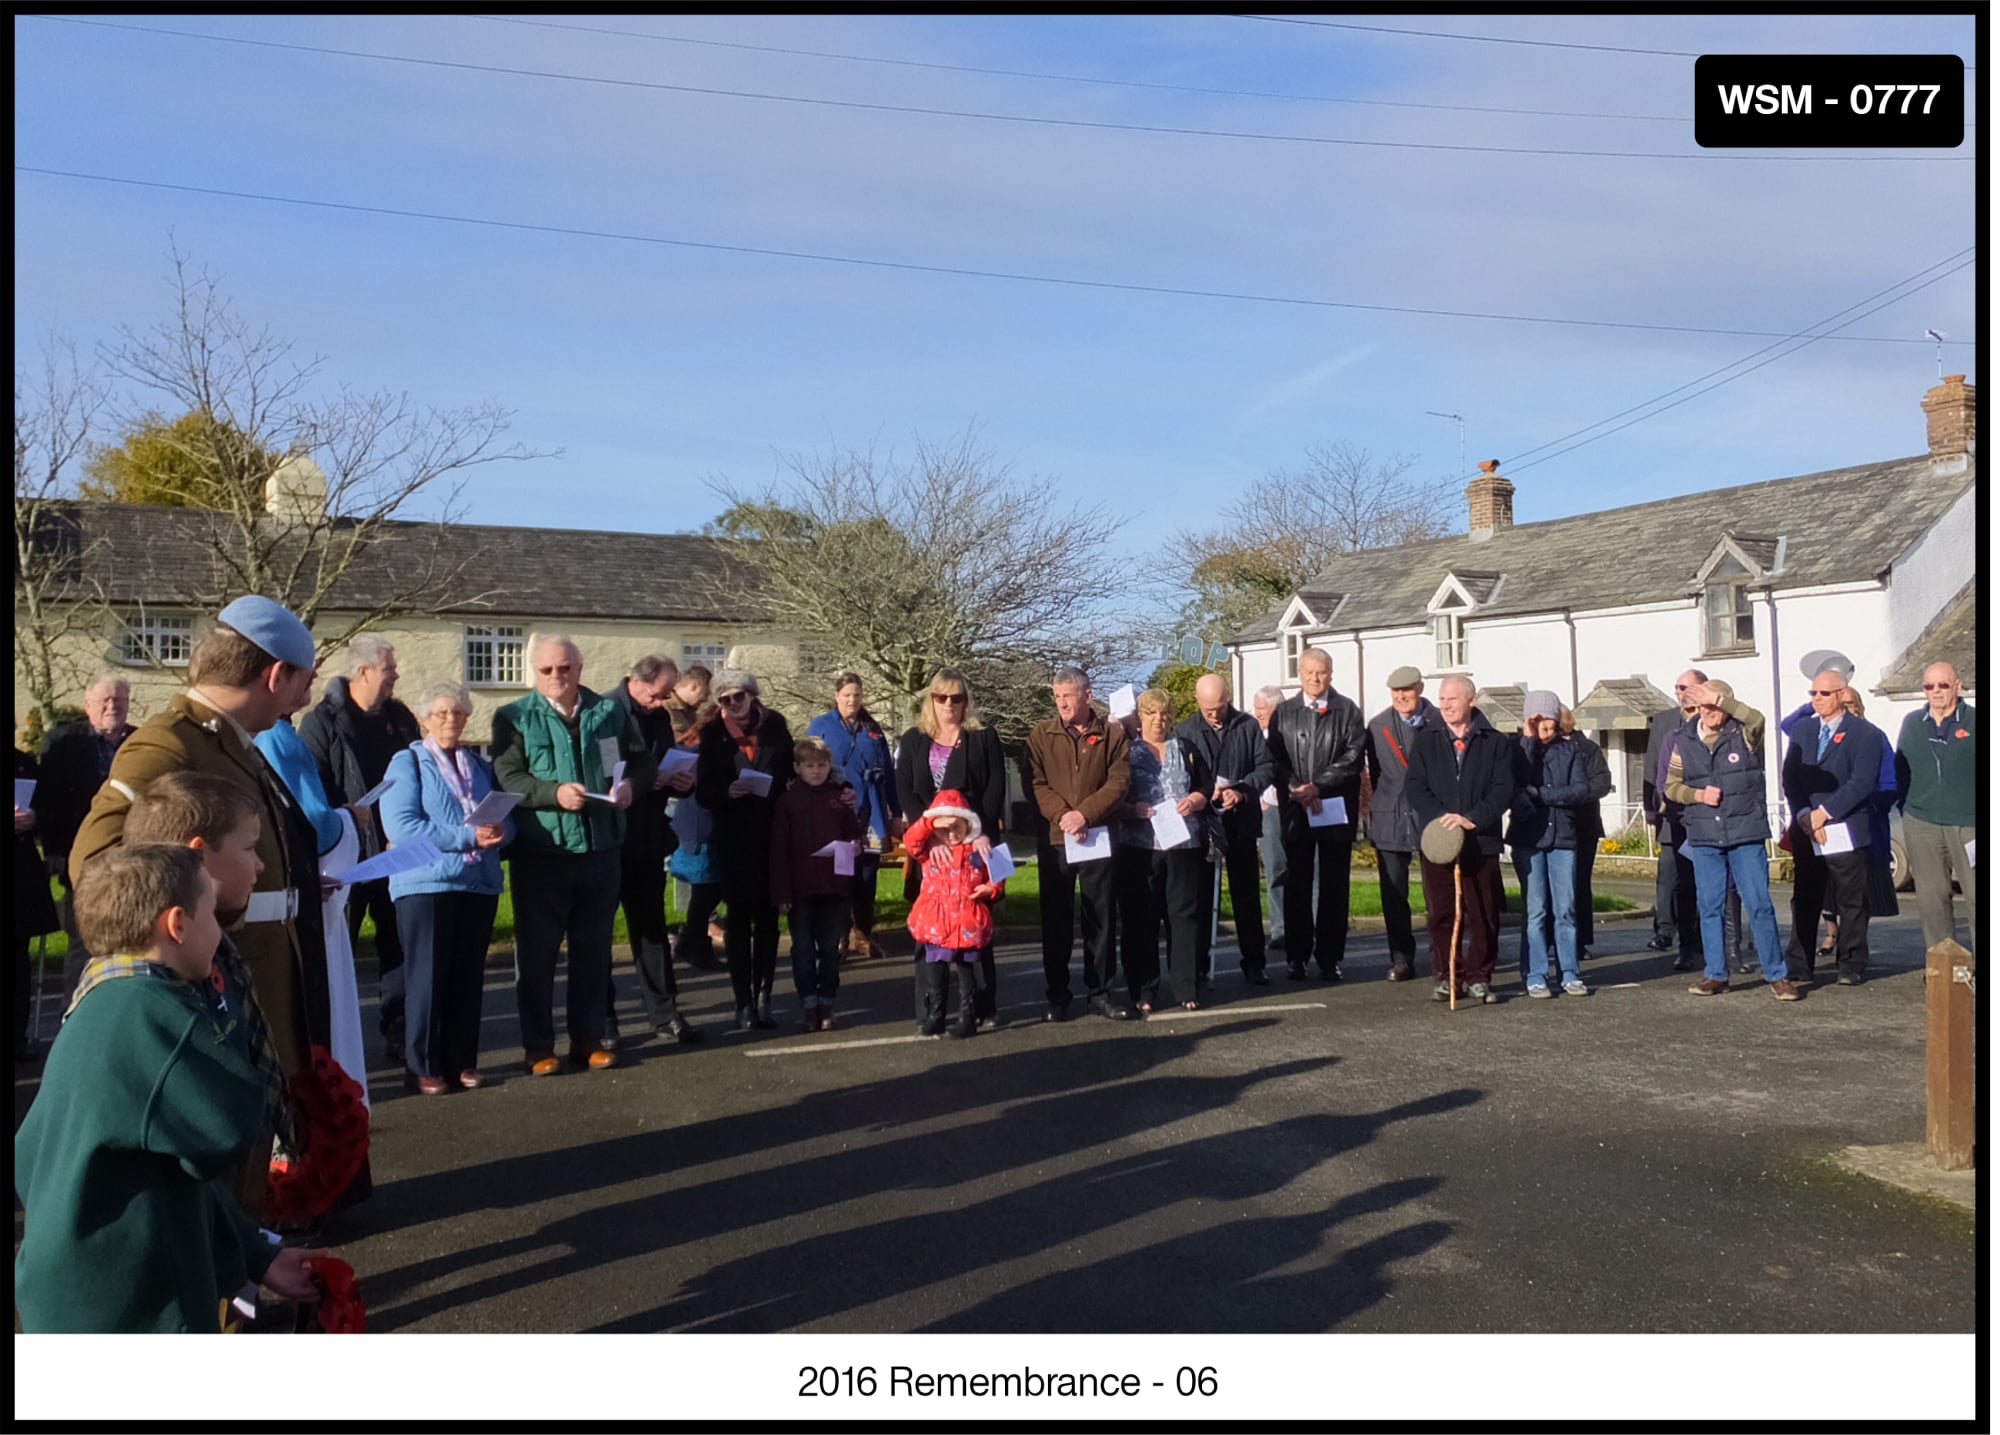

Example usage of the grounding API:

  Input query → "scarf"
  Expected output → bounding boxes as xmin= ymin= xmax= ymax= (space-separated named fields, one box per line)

xmin=424 ymin=737 xmax=486 ymax=866
xmin=723 ymin=700 xmax=763 ymax=764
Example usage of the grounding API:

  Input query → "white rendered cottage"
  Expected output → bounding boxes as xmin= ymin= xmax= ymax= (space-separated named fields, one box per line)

xmin=1226 ymin=377 xmax=1978 ymax=836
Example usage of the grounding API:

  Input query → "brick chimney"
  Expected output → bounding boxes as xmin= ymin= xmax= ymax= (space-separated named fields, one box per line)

xmin=1465 ymin=459 xmax=1514 ymax=542
xmin=1921 ymin=374 xmax=1976 ymax=475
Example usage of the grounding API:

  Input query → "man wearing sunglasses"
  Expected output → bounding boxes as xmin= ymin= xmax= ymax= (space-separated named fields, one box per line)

xmin=1780 ymin=665 xmax=1889 ymax=987
xmin=1895 ymin=662 xmax=1977 ymax=953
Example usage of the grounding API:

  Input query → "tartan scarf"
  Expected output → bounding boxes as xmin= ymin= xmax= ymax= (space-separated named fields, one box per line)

xmin=68 ymin=945 xmax=300 ymax=1156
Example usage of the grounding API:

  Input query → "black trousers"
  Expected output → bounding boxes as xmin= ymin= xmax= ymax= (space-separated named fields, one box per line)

xmin=1377 ymin=848 xmax=1418 ymax=965
xmin=510 ymin=850 xmax=621 ymax=1057
xmin=619 ymin=843 xmax=684 ymax=1027
xmin=1281 ymin=828 xmax=1353 ymax=973
xmin=396 ymin=890 xmax=498 ymax=1078
xmin=847 ymin=850 xmax=882 ymax=937
xmin=347 ymin=876 xmax=406 ymax=1037
xmin=724 ymin=893 xmax=781 ymax=1010
xmin=1573 ymin=842 xmax=1598 ymax=949
xmin=1786 ymin=843 xmax=1870 ymax=981
xmin=1038 ymin=837 xmax=1119 ymax=1008
xmin=1119 ymin=845 xmax=1210 ymax=1005
xmin=1220 ymin=832 xmax=1266 ymax=973
xmin=1652 ymin=834 xmax=1700 ymax=954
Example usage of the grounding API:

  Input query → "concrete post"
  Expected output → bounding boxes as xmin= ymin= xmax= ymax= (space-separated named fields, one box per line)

xmin=1925 ymin=938 xmax=1976 ymax=1171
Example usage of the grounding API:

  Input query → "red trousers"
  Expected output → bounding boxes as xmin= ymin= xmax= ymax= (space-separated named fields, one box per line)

xmin=1418 ymin=846 xmax=1505 ymax=986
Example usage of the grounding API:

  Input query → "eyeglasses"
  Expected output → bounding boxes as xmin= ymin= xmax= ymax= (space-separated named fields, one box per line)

xmin=932 ymin=693 xmax=967 ymax=705
xmin=535 ymin=664 xmax=575 ymax=677
xmin=1808 ymin=688 xmax=1842 ymax=698
xmin=1922 ymin=682 xmax=1956 ymax=691
xmin=719 ymin=691 xmax=753 ymax=706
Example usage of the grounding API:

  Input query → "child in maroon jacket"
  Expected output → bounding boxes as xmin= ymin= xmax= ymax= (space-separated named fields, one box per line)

xmin=904 ymin=789 xmax=1005 ymax=1038
xmin=770 ymin=737 xmax=864 ymax=1032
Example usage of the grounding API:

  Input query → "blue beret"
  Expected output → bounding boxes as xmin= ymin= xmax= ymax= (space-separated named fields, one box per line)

xmin=216 ymin=595 xmax=317 ymax=670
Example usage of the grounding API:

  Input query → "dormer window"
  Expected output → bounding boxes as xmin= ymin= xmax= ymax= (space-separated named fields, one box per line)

xmin=1433 ymin=611 xmax=1468 ymax=670
xmin=1691 ymin=534 xmax=1778 ymax=658
xmin=1425 ymin=572 xmax=1495 ymax=673
xmin=1277 ymin=592 xmax=1340 ymax=683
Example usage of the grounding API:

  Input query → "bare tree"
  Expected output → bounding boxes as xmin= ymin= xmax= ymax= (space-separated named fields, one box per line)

xmin=1171 ymin=441 xmax=1453 ymax=645
xmin=87 ymin=245 xmax=552 ymax=660
xmin=701 ymin=427 xmax=1140 ymax=740
xmin=13 ymin=335 xmax=112 ymax=726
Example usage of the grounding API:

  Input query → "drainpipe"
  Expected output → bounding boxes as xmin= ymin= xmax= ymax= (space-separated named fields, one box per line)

xmin=1563 ymin=609 xmax=1580 ymax=706
xmin=1764 ymin=588 xmax=1784 ymax=836
xmin=1352 ymin=631 xmax=1365 ymax=705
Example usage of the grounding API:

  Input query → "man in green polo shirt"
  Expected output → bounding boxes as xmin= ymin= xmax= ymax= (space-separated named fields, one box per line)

xmin=1895 ymin=661 xmax=1977 ymax=952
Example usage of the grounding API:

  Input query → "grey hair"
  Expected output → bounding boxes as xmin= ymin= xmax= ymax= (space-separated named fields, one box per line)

xmin=526 ymin=632 xmax=582 ymax=667
xmin=347 ymin=633 xmax=396 ymax=674
xmin=1299 ymin=646 xmax=1334 ymax=670
xmin=414 ymin=678 xmax=473 ymax=715
xmin=1438 ymin=674 xmax=1477 ymax=701
xmin=84 ymin=671 xmax=131 ymax=699
xmin=1051 ymin=665 xmax=1091 ymax=690
xmin=1252 ymin=684 xmax=1285 ymax=709
xmin=630 ymin=654 xmax=679 ymax=684
xmin=710 ymin=667 xmax=759 ymax=699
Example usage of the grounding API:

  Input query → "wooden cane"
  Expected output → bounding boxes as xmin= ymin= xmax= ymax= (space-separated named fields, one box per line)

xmin=1449 ymin=863 xmax=1463 ymax=1012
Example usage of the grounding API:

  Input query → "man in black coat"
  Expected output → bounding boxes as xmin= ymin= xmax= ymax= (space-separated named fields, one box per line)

xmin=611 ymin=655 xmax=703 ymax=1043
xmin=1641 ymin=669 xmax=1705 ymax=970
xmin=1175 ymin=673 xmax=1275 ymax=985
xmin=35 ymin=674 xmax=135 ymax=1000
xmin=1363 ymin=666 xmax=1443 ymax=984
xmin=1265 ymin=648 xmax=1367 ymax=982
xmin=1781 ymin=665 xmax=1891 ymax=986
xmin=298 ymin=636 xmax=420 ymax=1059
xmin=1403 ymin=675 xmax=1518 ymax=1004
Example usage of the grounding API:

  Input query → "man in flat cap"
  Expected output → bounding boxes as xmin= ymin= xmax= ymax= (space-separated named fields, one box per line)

xmin=68 ymin=595 xmax=333 ymax=1214
xmin=1363 ymin=666 xmax=1441 ymax=983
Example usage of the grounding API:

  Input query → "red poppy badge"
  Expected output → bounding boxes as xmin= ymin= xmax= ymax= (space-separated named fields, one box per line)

xmin=1832 ymin=732 xmax=1845 ymax=744
xmin=1956 ymin=728 xmax=1969 ymax=739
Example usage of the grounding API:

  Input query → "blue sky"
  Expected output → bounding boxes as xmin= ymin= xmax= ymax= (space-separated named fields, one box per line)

xmin=14 ymin=13 xmax=1979 ymax=570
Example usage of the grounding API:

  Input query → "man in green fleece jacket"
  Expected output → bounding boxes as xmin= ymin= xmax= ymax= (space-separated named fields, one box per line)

xmin=15 ymin=845 xmax=319 ymax=1332
xmin=1895 ymin=661 xmax=1977 ymax=952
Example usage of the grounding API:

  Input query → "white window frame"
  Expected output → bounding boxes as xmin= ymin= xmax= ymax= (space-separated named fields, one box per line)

xmin=680 ymin=640 xmax=728 ymax=666
xmin=464 ymin=624 xmax=526 ymax=688
xmin=1701 ymin=578 xmax=1756 ymax=656
xmin=1432 ymin=611 xmax=1468 ymax=671
xmin=1282 ymin=629 xmax=1305 ymax=682
xmin=116 ymin=611 xmax=196 ymax=667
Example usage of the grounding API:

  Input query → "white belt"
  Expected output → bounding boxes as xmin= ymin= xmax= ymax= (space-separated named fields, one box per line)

xmin=242 ymin=889 xmax=299 ymax=924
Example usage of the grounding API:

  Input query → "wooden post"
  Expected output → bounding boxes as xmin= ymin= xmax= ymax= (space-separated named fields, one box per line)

xmin=1925 ymin=939 xmax=1976 ymax=1171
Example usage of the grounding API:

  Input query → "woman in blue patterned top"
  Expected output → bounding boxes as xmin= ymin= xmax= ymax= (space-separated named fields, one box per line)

xmin=1113 ymin=688 xmax=1217 ymax=1012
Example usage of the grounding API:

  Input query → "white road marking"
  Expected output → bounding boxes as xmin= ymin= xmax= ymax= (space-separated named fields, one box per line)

xmin=743 ymin=1000 xmax=1331 ymax=1053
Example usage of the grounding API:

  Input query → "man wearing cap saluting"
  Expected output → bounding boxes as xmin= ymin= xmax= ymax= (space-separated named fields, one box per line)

xmin=1363 ymin=666 xmax=1441 ymax=984
xmin=68 ymin=596 xmax=334 ymax=1210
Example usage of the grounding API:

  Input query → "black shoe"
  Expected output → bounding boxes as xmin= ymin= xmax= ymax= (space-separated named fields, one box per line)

xmin=1320 ymin=965 xmax=1343 ymax=983
xmin=1670 ymin=954 xmax=1698 ymax=972
xmin=1386 ymin=960 xmax=1414 ymax=982
xmin=1645 ymin=935 xmax=1674 ymax=952
xmin=1087 ymin=995 xmax=1135 ymax=1021
xmin=1286 ymin=963 xmax=1308 ymax=981
xmin=660 ymin=1012 xmax=706 ymax=1044
xmin=1242 ymin=967 xmax=1270 ymax=986
xmin=1042 ymin=1002 xmax=1070 ymax=1024
xmin=1836 ymin=971 xmax=1865 ymax=986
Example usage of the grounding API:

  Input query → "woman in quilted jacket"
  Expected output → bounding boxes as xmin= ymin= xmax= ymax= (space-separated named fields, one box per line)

xmin=903 ymin=790 xmax=1004 ymax=1038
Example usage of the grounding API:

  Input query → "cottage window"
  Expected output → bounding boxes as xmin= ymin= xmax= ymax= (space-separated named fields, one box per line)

xmin=1702 ymin=555 xmax=1756 ymax=654
xmin=116 ymin=612 xmax=196 ymax=667
xmin=464 ymin=624 xmax=526 ymax=687
xmin=681 ymin=641 xmax=728 ymax=666
xmin=1432 ymin=612 xmax=1468 ymax=670
xmin=1282 ymin=630 xmax=1304 ymax=681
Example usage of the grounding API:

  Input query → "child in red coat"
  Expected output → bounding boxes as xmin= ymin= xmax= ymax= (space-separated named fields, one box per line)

xmin=904 ymin=790 xmax=1004 ymax=1038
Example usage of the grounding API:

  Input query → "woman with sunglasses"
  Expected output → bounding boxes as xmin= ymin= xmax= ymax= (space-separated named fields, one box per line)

xmin=695 ymin=669 xmax=794 ymax=1029
xmin=897 ymin=669 xmax=1009 ymax=1027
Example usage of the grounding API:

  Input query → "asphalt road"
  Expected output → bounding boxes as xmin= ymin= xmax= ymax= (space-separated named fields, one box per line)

xmin=171 ymin=896 xmax=1971 ymax=1336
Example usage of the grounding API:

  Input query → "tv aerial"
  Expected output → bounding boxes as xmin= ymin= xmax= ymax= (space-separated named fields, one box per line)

xmin=1426 ymin=410 xmax=1465 ymax=479
xmin=1925 ymin=328 xmax=1949 ymax=381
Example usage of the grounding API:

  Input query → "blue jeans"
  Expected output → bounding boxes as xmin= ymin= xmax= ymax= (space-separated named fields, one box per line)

xmin=1687 ymin=843 xmax=1785 ymax=982
xmin=1521 ymin=847 xmax=1580 ymax=985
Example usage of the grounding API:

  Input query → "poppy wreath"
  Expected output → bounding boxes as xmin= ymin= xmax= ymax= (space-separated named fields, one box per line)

xmin=309 ymin=1256 xmax=367 ymax=1334
xmin=266 ymin=1046 xmax=370 ymax=1226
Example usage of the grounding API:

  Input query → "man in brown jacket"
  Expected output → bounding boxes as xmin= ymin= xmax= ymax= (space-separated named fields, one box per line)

xmin=1027 ymin=666 xmax=1133 ymax=1022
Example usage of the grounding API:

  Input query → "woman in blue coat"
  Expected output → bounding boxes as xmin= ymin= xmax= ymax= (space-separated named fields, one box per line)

xmin=380 ymin=680 xmax=514 ymax=1094
xmin=805 ymin=673 xmax=902 ymax=960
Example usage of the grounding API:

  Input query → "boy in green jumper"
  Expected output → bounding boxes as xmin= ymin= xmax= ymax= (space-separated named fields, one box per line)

xmin=14 ymin=841 xmax=319 ymax=1331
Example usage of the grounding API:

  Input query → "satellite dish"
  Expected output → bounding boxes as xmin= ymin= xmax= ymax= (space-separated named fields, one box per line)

xmin=1180 ymin=635 xmax=1206 ymax=665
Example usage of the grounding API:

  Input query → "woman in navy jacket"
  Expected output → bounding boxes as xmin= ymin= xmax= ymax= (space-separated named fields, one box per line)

xmin=380 ymin=680 xmax=515 ymax=1093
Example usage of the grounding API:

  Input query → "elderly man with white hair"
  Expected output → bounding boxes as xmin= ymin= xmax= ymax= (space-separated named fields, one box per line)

xmin=1895 ymin=660 xmax=1977 ymax=953
xmin=1780 ymin=663 xmax=1890 ymax=987
xmin=493 ymin=634 xmax=653 ymax=1073
xmin=300 ymin=633 xmax=422 ymax=1060
xmin=1174 ymin=672 xmax=1274 ymax=985
xmin=1251 ymin=684 xmax=1290 ymax=964
xmin=35 ymin=672 xmax=136 ymax=1000
xmin=1265 ymin=648 xmax=1367 ymax=982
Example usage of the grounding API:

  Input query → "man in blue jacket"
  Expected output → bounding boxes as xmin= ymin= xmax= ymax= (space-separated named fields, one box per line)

xmin=806 ymin=674 xmax=902 ymax=961
xmin=1780 ymin=665 xmax=1889 ymax=986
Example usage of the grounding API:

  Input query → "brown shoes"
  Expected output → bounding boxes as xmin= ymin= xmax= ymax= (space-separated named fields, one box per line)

xmin=1688 ymin=978 xmax=1729 ymax=996
xmin=526 ymin=1052 xmax=560 ymax=1077
xmin=1770 ymin=979 xmax=1801 ymax=1001
xmin=410 ymin=1074 xmax=451 ymax=1096
xmin=587 ymin=1047 xmax=616 ymax=1070
xmin=458 ymin=1069 xmax=485 ymax=1090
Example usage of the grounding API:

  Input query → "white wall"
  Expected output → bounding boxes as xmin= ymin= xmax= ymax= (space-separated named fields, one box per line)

xmin=1884 ymin=480 xmax=1976 ymax=665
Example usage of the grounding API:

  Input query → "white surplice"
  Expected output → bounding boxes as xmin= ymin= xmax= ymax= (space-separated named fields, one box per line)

xmin=319 ymin=809 xmax=370 ymax=1108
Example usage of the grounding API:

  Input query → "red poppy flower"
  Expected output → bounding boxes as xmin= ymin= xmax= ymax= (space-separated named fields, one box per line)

xmin=1832 ymin=732 xmax=1845 ymax=743
xmin=1087 ymin=734 xmax=1101 ymax=746
xmin=1956 ymin=729 xmax=1969 ymax=739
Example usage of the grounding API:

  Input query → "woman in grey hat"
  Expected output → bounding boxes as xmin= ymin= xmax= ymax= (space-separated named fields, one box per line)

xmin=1509 ymin=689 xmax=1594 ymax=998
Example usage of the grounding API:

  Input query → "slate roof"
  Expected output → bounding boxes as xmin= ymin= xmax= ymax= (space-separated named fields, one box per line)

xmin=1475 ymin=683 xmax=1527 ymax=732
xmin=1875 ymin=581 xmax=1978 ymax=696
xmin=1228 ymin=454 xmax=1970 ymax=644
xmin=18 ymin=500 xmax=754 ymax=622
xmin=1574 ymin=676 xmax=1675 ymax=731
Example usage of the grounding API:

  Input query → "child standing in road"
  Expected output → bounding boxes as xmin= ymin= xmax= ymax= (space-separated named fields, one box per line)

xmin=904 ymin=789 xmax=1004 ymax=1038
xmin=770 ymin=737 xmax=863 ymax=1032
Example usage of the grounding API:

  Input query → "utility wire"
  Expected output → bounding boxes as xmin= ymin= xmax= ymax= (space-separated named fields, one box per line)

xmin=16 ymin=165 xmax=1971 ymax=349
xmin=466 ymin=13 xmax=1691 ymax=124
xmin=1499 ymin=256 xmax=1974 ymax=477
xmin=27 ymin=16 xmax=1969 ymax=164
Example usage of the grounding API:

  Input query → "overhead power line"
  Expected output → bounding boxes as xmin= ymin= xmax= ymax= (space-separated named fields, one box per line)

xmin=1497 ymin=253 xmax=1975 ymax=478
xmin=28 ymin=16 xmax=1970 ymax=164
xmin=467 ymin=13 xmax=1691 ymax=124
xmin=17 ymin=165 xmax=1972 ymax=349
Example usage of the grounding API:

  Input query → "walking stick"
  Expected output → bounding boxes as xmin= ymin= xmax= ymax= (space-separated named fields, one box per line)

xmin=1449 ymin=863 xmax=1463 ymax=1012
xmin=30 ymin=931 xmax=50 ymax=1045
